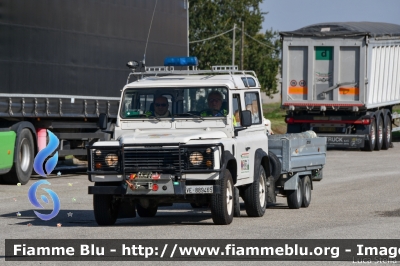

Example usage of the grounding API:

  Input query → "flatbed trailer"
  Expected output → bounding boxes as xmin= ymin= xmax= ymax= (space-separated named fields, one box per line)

xmin=268 ymin=131 xmax=326 ymax=208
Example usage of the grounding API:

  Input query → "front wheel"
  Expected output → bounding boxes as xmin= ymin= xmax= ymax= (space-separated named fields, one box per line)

xmin=244 ymin=165 xmax=267 ymax=217
xmin=287 ymin=177 xmax=303 ymax=209
xmin=93 ymin=194 xmax=120 ymax=226
xmin=210 ymin=169 xmax=234 ymax=225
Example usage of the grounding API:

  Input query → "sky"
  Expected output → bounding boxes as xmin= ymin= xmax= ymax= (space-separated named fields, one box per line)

xmin=260 ymin=0 xmax=400 ymax=32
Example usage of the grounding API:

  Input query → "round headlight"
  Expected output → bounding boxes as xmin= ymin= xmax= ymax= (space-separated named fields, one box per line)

xmin=95 ymin=150 xmax=102 ymax=156
xmin=189 ymin=152 xmax=203 ymax=166
xmin=105 ymin=153 xmax=118 ymax=167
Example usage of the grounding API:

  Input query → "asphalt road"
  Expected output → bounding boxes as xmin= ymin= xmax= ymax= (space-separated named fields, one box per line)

xmin=1 ymin=144 xmax=400 ymax=266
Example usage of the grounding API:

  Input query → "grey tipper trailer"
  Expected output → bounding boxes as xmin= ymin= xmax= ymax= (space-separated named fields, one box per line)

xmin=280 ymin=22 xmax=400 ymax=151
xmin=268 ymin=131 xmax=326 ymax=209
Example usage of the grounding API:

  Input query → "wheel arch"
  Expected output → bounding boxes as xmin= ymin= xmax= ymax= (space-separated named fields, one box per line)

xmin=255 ymin=148 xmax=270 ymax=177
xmin=222 ymin=150 xmax=237 ymax=184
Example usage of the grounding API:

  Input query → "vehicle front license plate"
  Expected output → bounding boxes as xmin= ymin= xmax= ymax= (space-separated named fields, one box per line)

xmin=186 ymin=185 xmax=213 ymax=194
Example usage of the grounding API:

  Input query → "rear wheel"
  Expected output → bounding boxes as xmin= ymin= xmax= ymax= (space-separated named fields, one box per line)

xmin=93 ymin=194 xmax=120 ymax=226
xmin=301 ymin=176 xmax=311 ymax=208
xmin=375 ymin=114 xmax=383 ymax=151
xmin=2 ymin=128 xmax=34 ymax=185
xmin=210 ymin=169 xmax=234 ymax=225
xmin=233 ymin=187 xmax=241 ymax=217
xmin=287 ymin=177 xmax=303 ymax=209
xmin=363 ymin=118 xmax=376 ymax=151
xmin=244 ymin=165 xmax=267 ymax=217
xmin=382 ymin=114 xmax=392 ymax=150
xmin=136 ymin=204 xmax=158 ymax=217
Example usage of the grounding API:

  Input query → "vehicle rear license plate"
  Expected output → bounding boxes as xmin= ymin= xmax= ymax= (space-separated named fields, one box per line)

xmin=186 ymin=185 xmax=213 ymax=194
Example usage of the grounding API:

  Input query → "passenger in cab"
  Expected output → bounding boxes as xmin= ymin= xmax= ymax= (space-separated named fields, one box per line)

xmin=201 ymin=91 xmax=227 ymax=117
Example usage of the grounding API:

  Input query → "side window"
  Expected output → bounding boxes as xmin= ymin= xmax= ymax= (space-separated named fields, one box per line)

xmin=244 ymin=92 xmax=261 ymax=124
xmin=232 ymin=94 xmax=241 ymax=127
xmin=241 ymin=77 xmax=256 ymax=87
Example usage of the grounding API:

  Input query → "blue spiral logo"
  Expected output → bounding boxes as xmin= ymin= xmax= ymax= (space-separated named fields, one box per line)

xmin=28 ymin=180 xmax=60 ymax=221
xmin=33 ymin=130 xmax=59 ymax=177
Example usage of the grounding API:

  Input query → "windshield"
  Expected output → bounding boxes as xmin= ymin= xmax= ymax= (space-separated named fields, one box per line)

xmin=120 ymin=87 xmax=228 ymax=119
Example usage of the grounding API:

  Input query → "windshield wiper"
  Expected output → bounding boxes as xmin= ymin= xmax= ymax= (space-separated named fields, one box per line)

xmin=175 ymin=113 xmax=204 ymax=120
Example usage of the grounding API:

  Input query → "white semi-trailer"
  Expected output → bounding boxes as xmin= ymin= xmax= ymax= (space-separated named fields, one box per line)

xmin=280 ymin=22 xmax=400 ymax=151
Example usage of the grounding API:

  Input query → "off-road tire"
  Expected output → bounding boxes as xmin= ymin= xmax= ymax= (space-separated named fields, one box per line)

xmin=93 ymin=194 xmax=119 ymax=226
xmin=210 ymin=169 xmax=234 ymax=225
xmin=244 ymin=165 xmax=267 ymax=217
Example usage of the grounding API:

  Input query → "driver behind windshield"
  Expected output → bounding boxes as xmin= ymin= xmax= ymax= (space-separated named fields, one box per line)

xmin=201 ymin=91 xmax=227 ymax=117
xmin=148 ymin=96 xmax=171 ymax=117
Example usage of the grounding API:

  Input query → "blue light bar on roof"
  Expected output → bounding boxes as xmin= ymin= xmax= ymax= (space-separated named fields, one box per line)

xmin=164 ymin=56 xmax=198 ymax=67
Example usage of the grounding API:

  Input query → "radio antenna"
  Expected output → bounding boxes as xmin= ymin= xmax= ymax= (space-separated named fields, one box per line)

xmin=143 ymin=0 xmax=158 ymax=65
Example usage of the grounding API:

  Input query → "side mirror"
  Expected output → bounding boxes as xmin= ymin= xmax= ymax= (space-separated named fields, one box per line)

xmin=241 ymin=110 xmax=252 ymax=127
xmin=98 ymin=113 xmax=108 ymax=130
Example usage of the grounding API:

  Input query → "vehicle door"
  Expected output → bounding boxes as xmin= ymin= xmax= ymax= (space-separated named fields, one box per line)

xmin=232 ymin=93 xmax=250 ymax=181
xmin=242 ymin=91 xmax=266 ymax=179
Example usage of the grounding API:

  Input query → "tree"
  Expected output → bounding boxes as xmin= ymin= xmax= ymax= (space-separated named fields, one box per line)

xmin=189 ymin=0 xmax=281 ymax=97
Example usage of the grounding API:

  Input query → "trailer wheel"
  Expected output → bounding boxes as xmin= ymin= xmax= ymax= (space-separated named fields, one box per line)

xmin=362 ymin=118 xmax=376 ymax=151
xmin=2 ymin=128 xmax=34 ymax=185
xmin=375 ymin=114 xmax=383 ymax=151
xmin=301 ymin=176 xmax=311 ymax=208
xmin=210 ymin=169 xmax=234 ymax=225
xmin=93 ymin=194 xmax=120 ymax=226
xmin=233 ymin=187 xmax=241 ymax=217
xmin=244 ymin=165 xmax=267 ymax=217
xmin=136 ymin=204 xmax=158 ymax=217
xmin=287 ymin=178 xmax=303 ymax=209
xmin=382 ymin=114 xmax=392 ymax=150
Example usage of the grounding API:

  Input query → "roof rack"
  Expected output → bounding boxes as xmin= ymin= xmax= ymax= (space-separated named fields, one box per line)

xmin=128 ymin=66 xmax=256 ymax=78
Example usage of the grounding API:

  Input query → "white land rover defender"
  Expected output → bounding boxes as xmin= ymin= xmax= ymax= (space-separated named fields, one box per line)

xmin=88 ymin=57 xmax=327 ymax=225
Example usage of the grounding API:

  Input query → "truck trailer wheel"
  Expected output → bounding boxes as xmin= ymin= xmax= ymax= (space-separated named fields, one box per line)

xmin=375 ymin=113 xmax=383 ymax=151
xmin=362 ymin=118 xmax=376 ymax=152
xmin=2 ymin=128 xmax=34 ymax=185
xmin=287 ymin=178 xmax=303 ymax=209
xmin=210 ymin=169 xmax=234 ymax=225
xmin=136 ymin=204 xmax=158 ymax=217
xmin=301 ymin=176 xmax=311 ymax=208
xmin=244 ymin=165 xmax=267 ymax=217
xmin=382 ymin=113 xmax=392 ymax=150
xmin=93 ymin=193 xmax=120 ymax=226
